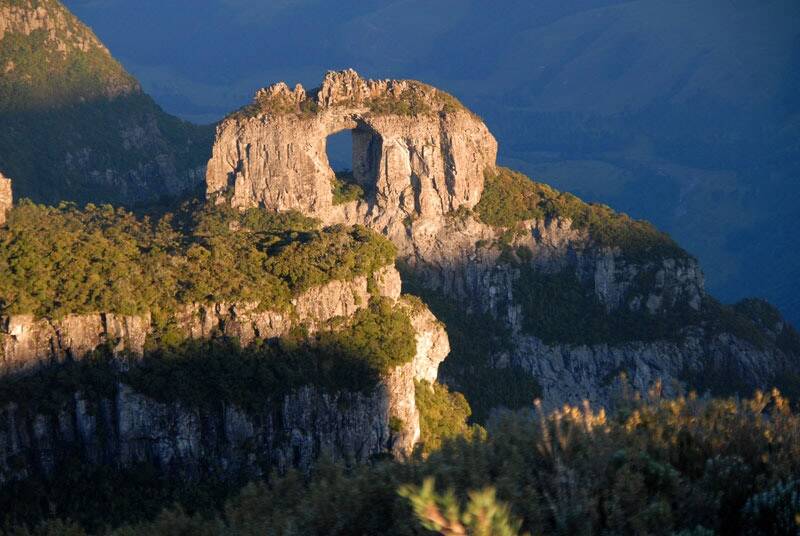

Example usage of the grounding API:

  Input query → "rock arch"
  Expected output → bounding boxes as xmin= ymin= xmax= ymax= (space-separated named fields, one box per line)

xmin=205 ymin=70 xmax=498 ymax=230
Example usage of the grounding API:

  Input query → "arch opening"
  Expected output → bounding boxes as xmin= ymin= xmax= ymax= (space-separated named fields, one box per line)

xmin=325 ymin=126 xmax=382 ymax=204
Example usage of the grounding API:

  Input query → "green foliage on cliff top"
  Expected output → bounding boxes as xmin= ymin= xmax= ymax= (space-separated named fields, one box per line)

xmin=0 ymin=298 xmax=416 ymax=416
xmin=233 ymin=80 xmax=468 ymax=120
xmin=10 ymin=390 xmax=799 ymax=535
xmin=476 ymin=167 xmax=687 ymax=261
xmin=365 ymin=84 xmax=467 ymax=116
xmin=0 ymin=201 xmax=396 ymax=319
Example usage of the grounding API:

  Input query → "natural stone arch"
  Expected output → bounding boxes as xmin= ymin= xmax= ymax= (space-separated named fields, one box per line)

xmin=205 ymin=69 xmax=498 ymax=229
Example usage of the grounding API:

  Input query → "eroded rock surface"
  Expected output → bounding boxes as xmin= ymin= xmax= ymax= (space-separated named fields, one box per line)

xmin=206 ymin=69 xmax=496 ymax=235
xmin=0 ymin=174 xmax=11 ymax=226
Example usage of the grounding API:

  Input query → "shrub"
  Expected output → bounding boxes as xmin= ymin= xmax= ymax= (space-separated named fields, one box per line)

xmin=330 ymin=170 xmax=365 ymax=205
xmin=12 ymin=390 xmax=796 ymax=535
xmin=0 ymin=201 xmax=396 ymax=319
xmin=415 ymin=380 xmax=483 ymax=454
xmin=476 ymin=167 xmax=687 ymax=261
xmin=399 ymin=478 xmax=525 ymax=536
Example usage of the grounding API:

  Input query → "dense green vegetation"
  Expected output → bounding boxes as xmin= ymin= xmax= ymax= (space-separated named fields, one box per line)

xmin=401 ymin=270 xmax=541 ymax=424
xmin=476 ymin=167 xmax=687 ymax=261
xmin=330 ymin=170 xmax=365 ymax=205
xmin=6 ymin=391 xmax=799 ymax=535
xmin=0 ymin=201 xmax=396 ymax=319
xmin=415 ymin=380 xmax=483 ymax=455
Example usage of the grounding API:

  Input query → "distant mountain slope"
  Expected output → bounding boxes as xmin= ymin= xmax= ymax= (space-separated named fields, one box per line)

xmin=0 ymin=0 xmax=212 ymax=205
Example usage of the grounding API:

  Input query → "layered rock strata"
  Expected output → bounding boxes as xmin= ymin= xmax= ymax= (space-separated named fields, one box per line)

xmin=206 ymin=69 xmax=496 ymax=244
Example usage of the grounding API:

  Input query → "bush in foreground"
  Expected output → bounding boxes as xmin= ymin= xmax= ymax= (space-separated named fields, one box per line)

xmin=5 ymin=390 xmax=799 ymax=535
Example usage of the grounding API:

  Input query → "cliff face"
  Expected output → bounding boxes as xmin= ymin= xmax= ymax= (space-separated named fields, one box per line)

xmin=206 ymin=70 xmax=799 ymax=409
xmin=206 ymin=69 xmax=496 ymax=241
xmin=0 ymin=0 xmax=212 ymax=205
xmin=0 ymin=175 xmax=11 ymax=226
xmin=0 ymin=265 xmax=450 ymax=483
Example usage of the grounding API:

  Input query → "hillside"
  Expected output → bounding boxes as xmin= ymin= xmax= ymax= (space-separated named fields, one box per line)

xmin=62 ymin=0 xmax=800 ymax=326
xmin=0 ymin=0 xmax=213 ymax=205
xmin=206 ymin=70 xmax=800 ymax=419
xmin=0 ymin=199 xmax=451 ymax=508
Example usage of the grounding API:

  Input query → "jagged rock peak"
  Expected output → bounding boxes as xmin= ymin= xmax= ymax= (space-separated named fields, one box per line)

xmin=0 ymin=172 xmax=11 ymax=226
xmin=244 ymin=69 xmax=468 ymax=117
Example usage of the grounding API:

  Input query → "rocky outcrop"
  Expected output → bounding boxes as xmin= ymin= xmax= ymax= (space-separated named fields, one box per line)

xmin=402 ymin=213 xmax=790 ymax=406
xmin=0 ymin=174 xmax=11 ymax=226
xmin=206 ymin=70 xmax=798 ymax=410
xmin=206 ymin=69 xmax=496 ymax=238
xmin=0 ymin=264 xmax=450 ymax=483
xmin=0 ymin=380 xmax=400 ymax=484
xmin=508 ymin=329 xmax=792 ymax=408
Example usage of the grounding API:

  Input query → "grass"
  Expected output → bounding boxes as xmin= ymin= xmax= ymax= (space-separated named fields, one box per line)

xmin=233 ymin=79 xmax=468 ymax=120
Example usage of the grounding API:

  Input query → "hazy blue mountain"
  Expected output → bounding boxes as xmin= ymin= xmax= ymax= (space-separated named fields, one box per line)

xmin=63 ymin=0 xmax=800 ymax=324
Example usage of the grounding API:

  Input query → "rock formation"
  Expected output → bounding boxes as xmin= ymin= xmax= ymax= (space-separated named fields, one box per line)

xmin=206 ymin=70 xmax=800 ymax=409
xmin=0 ymin=174 xmax=11 ymax=226
xmin=206 ymin=69 xmax=496 ymax=244
xmin=0 ymin=265 xmax=450 ymax=483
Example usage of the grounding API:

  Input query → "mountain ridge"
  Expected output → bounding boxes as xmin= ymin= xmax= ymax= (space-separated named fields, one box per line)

xmin=0 ymin=0 xmax=212 ymax=206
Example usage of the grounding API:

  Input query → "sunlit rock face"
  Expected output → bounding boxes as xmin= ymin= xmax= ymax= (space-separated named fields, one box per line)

xmin=205 ymin=69 xmax=497 ymax=238
xmin=0 ymin=174 xmax=11 ymax=226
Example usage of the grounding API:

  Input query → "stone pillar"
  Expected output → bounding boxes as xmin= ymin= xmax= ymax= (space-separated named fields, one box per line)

xmin=0 ymin=173 xmax=12 ymax=226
